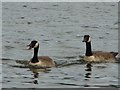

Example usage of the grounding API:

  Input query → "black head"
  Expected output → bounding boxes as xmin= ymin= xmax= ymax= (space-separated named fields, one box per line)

xmin=82 ymin=35 xmax=91 ymax=42
xmin=27 ymin=40 xmax=39 ymax=49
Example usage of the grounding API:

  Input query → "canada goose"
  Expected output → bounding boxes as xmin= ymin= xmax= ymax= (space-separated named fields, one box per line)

xmin=82 ymin=35 xmax=118 ymax=62
xmin=27 ymin=40 xmax=56 ymax=67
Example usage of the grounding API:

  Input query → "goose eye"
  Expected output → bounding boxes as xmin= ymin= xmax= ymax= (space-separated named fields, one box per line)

xmin=30 ymin=41 xmax=38 ymax=48
xmin=83 ymin=35 xmax=89 ymax=42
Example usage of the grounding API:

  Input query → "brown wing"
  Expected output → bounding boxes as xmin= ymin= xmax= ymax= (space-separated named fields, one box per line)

xmin=38 ymin=56 xmax=55 ymax=67
xmin=38 ymin=56 xmax=53 ymax=61
xmin=92 ymin=51 xmax=116 ymax=61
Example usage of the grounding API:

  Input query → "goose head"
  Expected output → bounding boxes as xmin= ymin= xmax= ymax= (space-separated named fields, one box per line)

xmin=82 ymin=35 xmax=91 ymax=43
xmin=27 ymin=40 xmax=39 ymax=50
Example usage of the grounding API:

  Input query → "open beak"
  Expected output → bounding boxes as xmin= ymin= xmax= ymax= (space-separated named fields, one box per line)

xmin=27 ymin=44 xmax=32 ymax=50
xmin=82 ymin=39 xmax=86 ymax=42
xmin=82 ymin=38 xmax=87 ymax=42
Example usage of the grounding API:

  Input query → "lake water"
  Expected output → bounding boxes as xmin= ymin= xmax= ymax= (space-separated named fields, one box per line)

xmin=2 ymin=2 xmax=119 ymax=88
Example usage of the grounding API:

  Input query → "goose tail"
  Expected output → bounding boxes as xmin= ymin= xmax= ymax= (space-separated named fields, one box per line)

xmin=110 ymin=52 xmax=120 ymax=63
xmin=110 ymin=52 xmax=118 ymax=57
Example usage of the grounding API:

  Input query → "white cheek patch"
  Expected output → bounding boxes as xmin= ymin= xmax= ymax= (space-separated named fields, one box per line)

xmin=34 ymin=42 xmax=39 ymax=48
xmin=116 ymin=53 xmax=119 ymax=58
xmin=87 ymin=37 xmax=91 ymax=42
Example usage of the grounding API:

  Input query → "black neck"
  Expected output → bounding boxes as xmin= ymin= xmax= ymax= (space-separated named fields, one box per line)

xmin=31 ymin=45 xmax=39 ymax=63
xmin=85 ymin=42 xmax=93 ymax=56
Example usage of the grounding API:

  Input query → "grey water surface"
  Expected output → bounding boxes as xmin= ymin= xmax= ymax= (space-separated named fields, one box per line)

xmin=2 ymin=2 xmax=119 ymax=88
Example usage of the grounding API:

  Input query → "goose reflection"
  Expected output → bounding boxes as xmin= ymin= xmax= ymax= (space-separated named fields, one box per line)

xmin=29 ymin=66 xmax=51 ymax=84
xmin=85 ymin=63 xmax=92 ymax=71
xmin=84 ymin=63 xmax=92 ymax=79
xmin=33 ymin=73 xmax=39 ymax=84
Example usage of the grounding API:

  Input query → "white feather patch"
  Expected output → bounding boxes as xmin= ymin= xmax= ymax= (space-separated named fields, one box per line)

xmin=29 ymin=61 xmax=42 ymax=66
xmin=87 ymin=37 xmax=91 ymax=42
xmin=84 ymin=56 xmax=95 ymax=61
xmin=34 ymin=42 xmax=39 ymax=48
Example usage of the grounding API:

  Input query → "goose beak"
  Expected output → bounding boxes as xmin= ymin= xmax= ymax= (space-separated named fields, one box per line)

xmin=27 ymin=44 xmax=32 ymax=50
xmin=82 ymin=38 xmax=88 ymax=42
xmin=82 ymin=40 xmax=85 ymax=42
xmin=82 ymin=39 xmax=86 ymax=42
xmin=82 ymin=37 xmax=86 ymax=42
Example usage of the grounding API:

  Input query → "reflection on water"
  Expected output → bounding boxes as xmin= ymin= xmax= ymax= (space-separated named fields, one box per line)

xmin=85 ymin=63 xmax=92 ymax=71
xmin=33 ymin=73 xmax=39 ymax=84
xmin=85 ymin=72 xmax=91 ymax=79
xmin=84 ymin=63 xmax=92 ymax=79
xmin=2 ymin=58 xmax=119 ymax=88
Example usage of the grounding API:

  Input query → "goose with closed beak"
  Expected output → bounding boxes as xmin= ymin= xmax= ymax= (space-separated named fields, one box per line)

xmin=82 ymin=35 xmax=118 ymax=62
xmin=27 ymin=40 xmax=56 ymax=67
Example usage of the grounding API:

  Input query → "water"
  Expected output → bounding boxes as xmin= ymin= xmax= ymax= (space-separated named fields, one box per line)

xmin=2 ymin=2 xmax=119 ymax=88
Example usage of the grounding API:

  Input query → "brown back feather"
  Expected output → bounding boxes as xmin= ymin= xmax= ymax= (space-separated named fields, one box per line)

xmin=92 ymin=51 xmax=117 ymax=61
xmin=38 ymin=56 xmax=55 ymax=67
